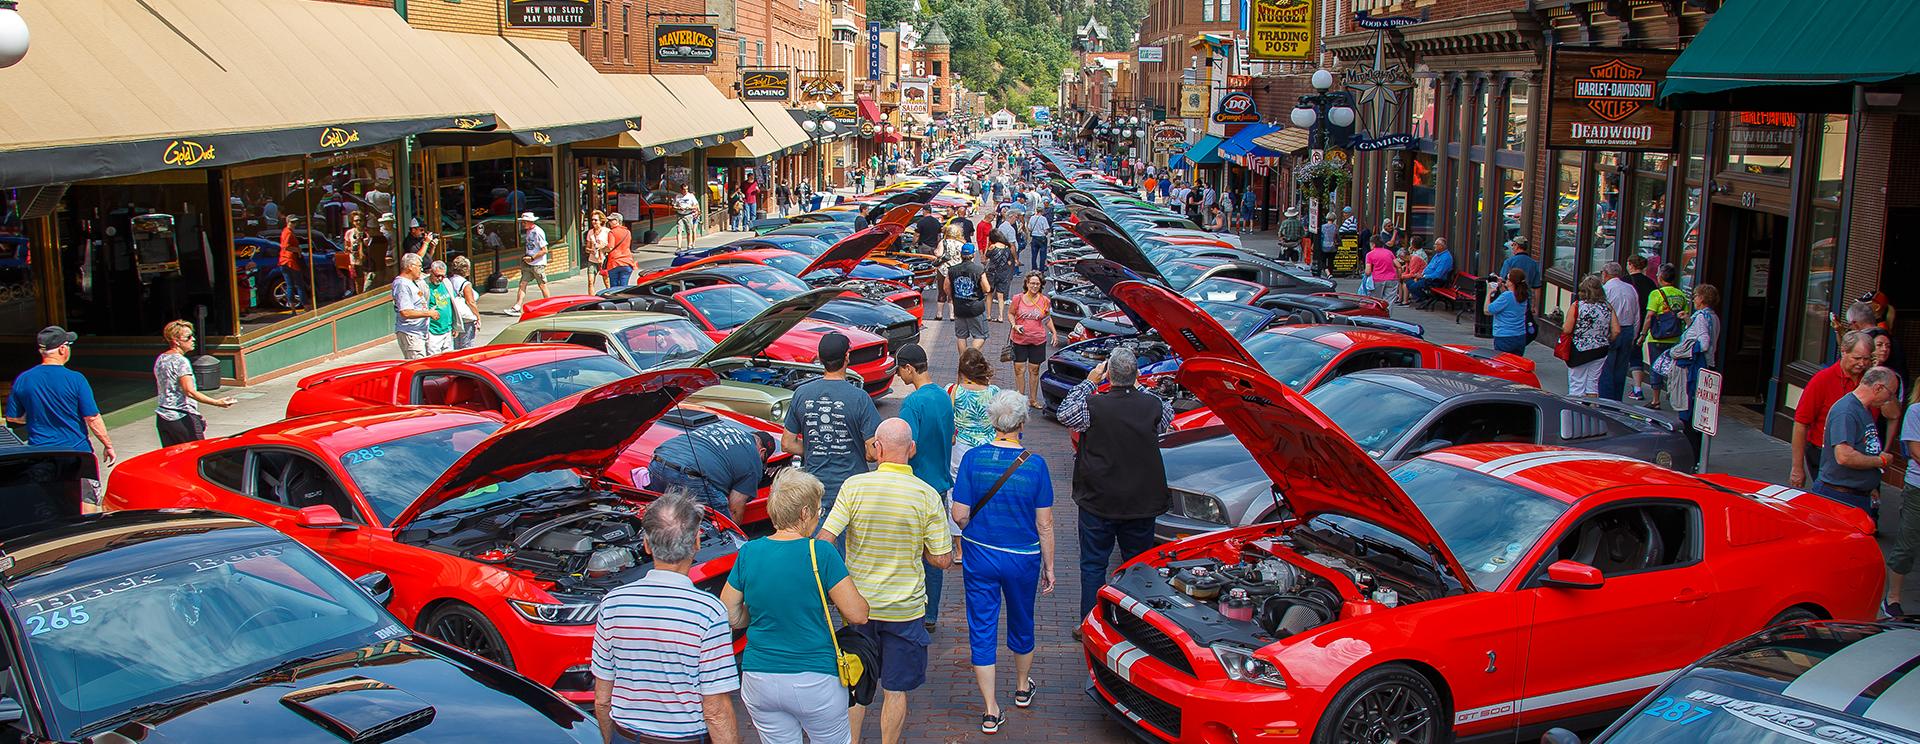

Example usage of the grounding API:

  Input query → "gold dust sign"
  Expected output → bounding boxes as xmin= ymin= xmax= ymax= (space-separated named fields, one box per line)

xmin=162 ymin=140 xmax=216 ymax=167
xmin=742 ymin=70 xmax=792 ymax=101
xmin=453 ymin=117 xmax=487 ymax=130
xmin=1249 ymin=0 xmax=1314 ymax=61
xmin=318 ymin=127 xmax=361 ymax=149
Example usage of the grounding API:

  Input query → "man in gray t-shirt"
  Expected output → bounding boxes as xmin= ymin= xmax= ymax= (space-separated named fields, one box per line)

xmin=648 ymin=419 xmax=773 ymax=521
xmin=1816 ymin=365 xmax=1900 ymax=517
xmin=391 ymin=254 xmax=435 ymax=359
xmin=782 ymin=333 xmax=880 ymax=510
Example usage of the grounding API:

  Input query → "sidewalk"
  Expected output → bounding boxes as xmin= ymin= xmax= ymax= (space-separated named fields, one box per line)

xmin=100 ymin=227 xmax=760 ymax=476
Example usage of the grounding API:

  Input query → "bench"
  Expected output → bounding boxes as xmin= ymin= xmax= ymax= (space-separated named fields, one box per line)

xmin=1419 ymin=271 xmax=1480 ymax=323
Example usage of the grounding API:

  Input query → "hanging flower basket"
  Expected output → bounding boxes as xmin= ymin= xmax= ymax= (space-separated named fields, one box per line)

xmin=1294 ymin=159 xmax=1350 ymax=202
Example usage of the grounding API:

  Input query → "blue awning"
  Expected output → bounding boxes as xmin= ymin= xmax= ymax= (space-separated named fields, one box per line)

xmin=1172 ymin=134 xmax=1226 ymax=168
xmin=1218 ymin=123 xmax=1285 ymax=158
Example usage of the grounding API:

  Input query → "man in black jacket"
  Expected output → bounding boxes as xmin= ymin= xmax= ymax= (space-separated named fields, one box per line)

xmin=1057 ymin=348 xmax=1174 ymax=629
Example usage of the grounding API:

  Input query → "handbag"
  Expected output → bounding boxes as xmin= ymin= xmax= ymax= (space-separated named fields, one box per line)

xmin=1360 ymin=273 xmax=1375 ymax=294
xmin=811 ymin=540 xmax=876 ymax=706
xmin=1553 ymin=306 xmax=1574 ymax=363
xmin=448 ymin=277 xmax=478 ymax=324
xmin=1000 ymin=340 xmax=1015 ymax=363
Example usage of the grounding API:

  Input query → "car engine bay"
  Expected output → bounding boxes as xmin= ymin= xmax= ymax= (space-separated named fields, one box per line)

xmin=711 ymin=359 xmax=822 ymax=390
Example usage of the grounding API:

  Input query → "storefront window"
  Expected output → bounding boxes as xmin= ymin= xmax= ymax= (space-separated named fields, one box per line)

xmin=1466 ymin=161 xmax=1484 ymax=268
xmin=432 ymin=146 xmax=470 ymax=270
xmin=1498 ymin=168 xmax=1525 ymax=246
xmin=311 ymin=147 xmax=396 ymax=301
xmin=1795 ymin=207 xmax=1841 ymax=365
xmin=231 ymin=158 xmax=315 ymax=331
xmin=1588 ymin=165 xmax=1620 ymax=275
xmin=1814 ymin=114 xmax=1849 ymax=202
xmin=1501 ymin=79 xmax=1528 ymax=152
xmin=1408 ymin=151 xmax=1437 ymax=240
xmin=1473 ymin=80 xmax=1489 ymax=148
xmin=1551 ymin=152 xmax=1582 ymax=277
xmin=1411 ymin=77 xmax=1436 ymax=140
xmin=1685 ymin=112 xmax=1708 ymax=184
xmin=1678 ymin=185 xmax=1702 ymax=292
xmin=1626 ymin=158 xmax=1667 ymax=265
xmin=0 ymin=198 xmax=45 ymax=337
xmin=1726 ymin=112 xmax=1797 ymax=177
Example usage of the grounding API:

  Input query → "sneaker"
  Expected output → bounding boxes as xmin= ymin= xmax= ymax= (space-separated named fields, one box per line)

xmin=1886 ymin=601 xmax=1905 ymax=619
xmin=504 ymin=306 xmax=522 ymax=316
xmin=1630 ymin=386 xmax=1645 ymax=400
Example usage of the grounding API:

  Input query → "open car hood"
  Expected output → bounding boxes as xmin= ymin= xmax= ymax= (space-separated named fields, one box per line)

xmin=1111 ymin=280 xmax=1255 ymax=363
xmin=396 ymin=368 xmax=720 ymax=529
xmin=801 ymin=223 xmax=905 ymax=278
xmin=862 ymin=180 xmax=945 ymax=226
xmin=1070 ymin=215 xmax=1164 ymax=284
xmin=695 ymin=287 xmax=849 ymax=366
xmin=1178 ymin=355 xmax=1474 ymax=588
xmin=1075 ymin=259 xmax=1153 ymax=332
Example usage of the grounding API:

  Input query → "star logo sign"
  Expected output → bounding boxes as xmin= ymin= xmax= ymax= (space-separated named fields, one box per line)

xmin=1343 ymin=64 xmax=1415 ymax=135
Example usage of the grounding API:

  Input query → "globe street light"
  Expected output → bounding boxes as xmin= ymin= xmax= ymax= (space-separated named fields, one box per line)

xmin=799 ymin=108 xmax=839 ymax=195
xmin=0 ymin=1 xmax=28 ymax=68
xmin=1291 ymin=69 xmax=1358 ymax=237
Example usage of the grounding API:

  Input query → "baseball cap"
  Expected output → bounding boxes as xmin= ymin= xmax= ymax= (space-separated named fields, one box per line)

xmin=895 ymin=343 xmax=928 ymax=370
xmin=36 ymin=326 xmax=75 ymax=351
xmin=408 ymin=217 xmax=423 ymax=229
xmin=962 ymin=243 xmax=977 ymax=255
xmin=817 ymin=332 xmax=851 ymax=365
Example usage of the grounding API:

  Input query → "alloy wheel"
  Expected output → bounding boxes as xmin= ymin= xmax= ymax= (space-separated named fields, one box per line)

xmin=1335 ymin=681 xmax=1436 ymax=744
xmin=430 ymin=610 xmax=508 ymax=664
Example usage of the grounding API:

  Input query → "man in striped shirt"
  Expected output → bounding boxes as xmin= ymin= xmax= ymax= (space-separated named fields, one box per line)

xmin=817 ymin=418 xmax=954 ymax=744
xmin=592 ymin=493 xmax=740 ymax=744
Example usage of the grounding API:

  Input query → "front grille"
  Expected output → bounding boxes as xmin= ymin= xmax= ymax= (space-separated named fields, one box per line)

xmin=1050 ymin=361 xmax=1088 ymax=383
xmin=850 ymin=343 xmax=885 ymax=366
xmin=1091 ymin=658 xmax=1183 ymax=736
xmin=883 ymin=323 xmax=920 ymax=353
xmin=694 ymin=574 xmax=727 ymax=596
xmin=1104 ymin=601 xmax=1194 ymax=674
xmin=1053 ymin=298 xmax=1081 ymax=316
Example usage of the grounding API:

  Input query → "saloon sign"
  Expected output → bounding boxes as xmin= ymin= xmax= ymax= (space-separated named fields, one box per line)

xmin=1546 ymin=47 xmax=1679 ymax=152
xmin=742 ymin=70 xmax=791 ymax=101
xmin=1249 ymin=0 xmax=1314 ymax=61
xmin=1213 ymin=91 xmax=1260 ymax=124
xmin=654 ymin=24 xmax=717 ymax=64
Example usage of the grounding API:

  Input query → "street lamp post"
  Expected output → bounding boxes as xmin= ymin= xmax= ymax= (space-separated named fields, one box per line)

xmin=798 ymin=102 xmax=840 ymax=200
xmin=0 ymin=1 xmax=29 ymax=68
xmin=1289 ymin=69 xmax=1357 ymax=235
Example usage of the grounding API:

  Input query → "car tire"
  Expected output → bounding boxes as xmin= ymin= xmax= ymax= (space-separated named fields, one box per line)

xmin=1312 ymin=664 xmax=1448 ymax=744
xmin=424 ymin=602 xmax=515 ymax=667
xmin=1765 ymin=606 xmax=1821 ymax=629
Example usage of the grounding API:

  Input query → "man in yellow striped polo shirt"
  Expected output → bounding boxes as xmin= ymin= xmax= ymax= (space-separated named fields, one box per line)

xmin=817 ymin=418 xmax=954 ymax=744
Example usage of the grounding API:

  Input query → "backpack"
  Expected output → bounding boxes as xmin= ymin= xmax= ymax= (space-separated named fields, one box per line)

xmin=1648 ymin=286 xmax=1686 ymax=338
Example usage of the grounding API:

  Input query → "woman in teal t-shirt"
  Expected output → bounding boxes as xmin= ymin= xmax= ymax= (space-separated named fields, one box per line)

xmin=948 ymin=348 xmax=1001 ymax=476
xmin=721 ymin=469 xmax=870 ymax=743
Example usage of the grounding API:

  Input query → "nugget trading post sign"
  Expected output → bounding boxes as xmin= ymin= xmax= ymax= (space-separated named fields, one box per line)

xmin=1249 ymin=0 xmax=1314 ymax=61
xmin=508 ymin=0 xmax=593 ymax=27
xmin=1546 ymin=47 xmax=1679 ymax=152
xmin=655 ymin=24 xmax=717 ymax=64
xmin=741 ymin=70 xmax=791 ymax=101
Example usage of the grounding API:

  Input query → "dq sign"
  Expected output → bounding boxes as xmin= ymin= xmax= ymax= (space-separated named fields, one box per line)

xmin=1213 ymin=91 xmax=1260 ymax=124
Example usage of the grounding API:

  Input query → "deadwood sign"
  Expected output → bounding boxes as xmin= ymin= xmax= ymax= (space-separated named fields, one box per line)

xmin=1546 ymin=47 xmax=1680 ymax=152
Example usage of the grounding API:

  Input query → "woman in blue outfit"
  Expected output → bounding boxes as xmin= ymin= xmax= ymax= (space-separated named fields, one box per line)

xmin=1484 ymin=267 xmax=1533 ymax=356
xmin=951 ymin=390 xmax=1055 ymax=736
xmin=1667 ymin=283 xmax=1721 ymax=457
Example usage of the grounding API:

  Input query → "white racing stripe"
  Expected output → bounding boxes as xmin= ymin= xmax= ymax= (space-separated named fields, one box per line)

xmin=1470 ymin=450 xmax=1577 ymax=476
xmin=1452 ymin=670 xmax=1679 ymax=726
xmin=1783 ymin=629 xmax=1920 ymax=711
xmin=1483 ymin=452 xmax=1636 ymax=479
xmin=1751 ymin=484 xmax=1803 ymax=502
xmin=1104 ymin=640 xmax=1151 ymax=683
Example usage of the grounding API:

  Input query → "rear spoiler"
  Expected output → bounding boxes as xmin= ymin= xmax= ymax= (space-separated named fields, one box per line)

xmin=1700 ymin=475 xmax=1879 ymax=536
xmin=1449 ymin=344 xmax=1538 ymax=374
xmin=297 ymin=360 xmax=403 ymax=390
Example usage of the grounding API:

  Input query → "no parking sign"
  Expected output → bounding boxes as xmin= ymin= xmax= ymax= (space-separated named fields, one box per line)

xmin=1693 ymin=369 xmax=1722 ymax=436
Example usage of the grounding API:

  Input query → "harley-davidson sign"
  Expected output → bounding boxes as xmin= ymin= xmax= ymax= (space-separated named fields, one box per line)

xmin=742 ymin=70 xmax=791 ymax=101
xmin=1546 ymin=47 xmax=1679 ymax=152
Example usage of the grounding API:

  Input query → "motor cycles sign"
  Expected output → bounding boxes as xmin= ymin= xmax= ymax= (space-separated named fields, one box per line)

xmin=1546 ymin=47 xmax=1679 ymax=152
xmin=1249 ymin=0 xmax=1314 ymax=61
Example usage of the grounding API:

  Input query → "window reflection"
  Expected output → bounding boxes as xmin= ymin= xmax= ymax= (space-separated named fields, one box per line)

xmin=1551 ymin=153 xmax=1582 ymax=277
xmin=1796 ymin=208 xmax=1840 ymax=365
xmin=230 ymin=159 xmax=314 ymax=330
xmin=1678 ymin=185 xmax=1702 ymax=292
xmin=1814 ymin=114 xmax=1849 ymax=202
xmin=1726 ymin=112 xmax=1797 ymax=177
xmin=1588 ymin=166 xmax=1620 ymax=273
xmin=1407 ymin=152 xmax=1437 ymax=241
xmin=1501 ymin=79 xmax=1527 ymax=152
xmin=1410 ymin=77 xmax=1436 ymax=140
xmin=1499 ymin=168 xmax=1525 ymax=246
xmin=1626 ymin=160 xmax=1666 ymax=265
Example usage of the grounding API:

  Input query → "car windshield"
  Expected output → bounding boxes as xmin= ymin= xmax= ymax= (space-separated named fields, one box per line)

xmin=721 ymin=266 xmax=809 ymax=300
xmin=682 ymin=285 xmax=774 ymax=330
xmin=1186 ymin=278 xmax=1262 ymax=304
xmin=1198 ymin=303 xmax=1274 ymax=339
xmin=1597 ymin=675 xmax=1916 ymax=744
xmin=771 ymin=238 xmax=830 ymax=257
xmin=14 ymin=540 xmax=391 ymax=737
xmin=1388 ymin=459 xmax=1567 ymax=589
xmin=339 ymin=421 xmax=585 ymax=523
xmin=1243 ymin=332 xmax=1340 ymax=389
xmin=1160 ymin=261 xmax=1208 ymax=290
xmin=615 ymin=318 xmax=716 ymax=369
xmin=496 ymin=354 xmax=637 ymax=411
xmin=757 ymin=253 xmax=815 ymax=277
xmin=1304 ymin=377 xmax=1431 ymax=456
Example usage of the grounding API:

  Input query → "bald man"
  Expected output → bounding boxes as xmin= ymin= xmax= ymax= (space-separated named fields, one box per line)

xmin=818 ymin=417 xmax=953 ymax=744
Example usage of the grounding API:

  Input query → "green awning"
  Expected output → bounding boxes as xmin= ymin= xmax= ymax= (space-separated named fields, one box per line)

xmin=1660 ymin=0 xmax=1920 ymax=113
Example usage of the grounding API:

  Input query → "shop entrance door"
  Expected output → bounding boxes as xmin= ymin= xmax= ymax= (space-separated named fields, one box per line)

xmin=1709 ymin=208 xmax=1787 ymax=398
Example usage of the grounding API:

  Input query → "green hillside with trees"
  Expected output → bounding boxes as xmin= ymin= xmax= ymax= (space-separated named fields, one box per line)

xmin=869 ymin=0 xmax=1147 ymax=114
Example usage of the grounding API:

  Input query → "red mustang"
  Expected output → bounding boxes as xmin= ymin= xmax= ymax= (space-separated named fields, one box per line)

xmin=1081 ymin=355 xmax=1882 ymax=744
xmin=104 ymin=369 xmax=746 ymax=704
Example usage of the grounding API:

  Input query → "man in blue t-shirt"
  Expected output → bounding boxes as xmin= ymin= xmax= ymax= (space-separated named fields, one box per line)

xmin=782 ymin=333 xmax=881 ymax=511
xmin=5 ymin=327 xmax=115 ymax=502
xmin=893 ymin=344 xmax=956 ymax=627
xmin=648 ymin=418 xmax=774 ymax=521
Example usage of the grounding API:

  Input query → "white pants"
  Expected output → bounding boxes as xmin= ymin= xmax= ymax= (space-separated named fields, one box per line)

xmin=1568 ymin=358 xmax=1605 ymax=397
xmin=739 ymin=671 xmax=850 ymax=744
xmin=426 ymin=332 xmax=453 ymax=355
xmin=396 ymin=332 xmax=429 ymax=360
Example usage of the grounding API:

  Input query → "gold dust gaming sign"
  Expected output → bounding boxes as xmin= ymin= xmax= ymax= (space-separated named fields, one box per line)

xmin=742 ymin=70 xmax=791 ymax=101
xmin=655 ymin=24 xmax=717 ymax=64
xmin=1249 ymin=0 xmax=1313 ymax=61
xmin=507 ymin=0 xmax=593 ymax=28
xmin=1546 ymin=47 xmax=1679 ymax=152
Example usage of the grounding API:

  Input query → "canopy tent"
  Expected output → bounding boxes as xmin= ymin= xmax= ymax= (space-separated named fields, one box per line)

xmin=1660 ymin=0 xmax=1920 ymax=112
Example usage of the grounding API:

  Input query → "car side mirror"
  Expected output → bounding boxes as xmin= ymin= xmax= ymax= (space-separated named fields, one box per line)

xmin=295 ymin=505 xmax=355 ymax=531
xmin=1541 ymin=727 xmax=1583 ymax=744
xmin=1541 ymin=560 xmax=1604 ymax=590
xmin=354 ymin=571 xmax=394 ymax=606
xmin=0 ymin=696 xmax=22 ymax=724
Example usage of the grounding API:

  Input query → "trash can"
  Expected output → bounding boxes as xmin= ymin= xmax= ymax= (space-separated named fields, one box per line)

xmin=192 ymin=355 xmax=222 ymax=392
xmin=1473 ymin=278 xmax=1494 ymax=339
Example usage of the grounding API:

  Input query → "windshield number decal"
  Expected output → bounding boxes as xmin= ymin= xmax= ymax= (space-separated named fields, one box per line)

xmin=189 ymin=545 xmax=285 ymax=572
xmin=1643 ymin=697 xmax=1711 ymax=725
xmin=26 ymin=573 xmax=162 ymax=615
xmin=25 ymin=604 xmax=89 ymax=636
xmin=502 ymin=371 xmax=534 ymax=385
xmin=345 ymin=446 xmax=385 ymax=464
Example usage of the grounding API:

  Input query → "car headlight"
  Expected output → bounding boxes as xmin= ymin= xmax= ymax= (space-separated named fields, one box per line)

xmin=770 ymin=398 xmax=789 ymax=422
xmin=509 ymin=599 xmax=600 ymax=625
xmin=1213 ymin=644 xmax=1288 ymax=688
xmin=1179 ymin=491 xmax=1227 ymax=525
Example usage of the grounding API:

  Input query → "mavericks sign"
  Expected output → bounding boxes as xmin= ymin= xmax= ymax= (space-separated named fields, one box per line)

xmin=1546 ymin=47 xmax=1679 ymax=152
xmin=655 ymin=24 xmax=717 ymax=64
xmin=1249 ymin=0 xmax=1314 ymax=61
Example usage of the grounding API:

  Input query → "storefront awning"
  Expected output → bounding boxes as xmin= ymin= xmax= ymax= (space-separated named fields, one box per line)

xmin=0 ymin=0 xmax=494 ymax=188
xmin=1660 ymin=0 xmax=1920 ymax=112
xmin=1253 ymin=128 xmax=1312 ymax=154
xmin=655 ymin=75 xmax=759 ymax=147
xmin=420 ymin=32 xmax=638 ymax=145
xmin=578 ymin=75 xmax=756 ymax=159
xmin=715 ymin=101 xmax=791 ymax=160
xmin=1175 ymin=134 xmax=1227 ymax=167
xmin=746 ymin=102 xmax=813 ymax=157
xmin=1218 ymin=123 xmax=1284 ymax=158
xmin=857 ymin=96 xmax=884 ymax=123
